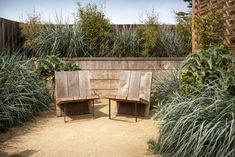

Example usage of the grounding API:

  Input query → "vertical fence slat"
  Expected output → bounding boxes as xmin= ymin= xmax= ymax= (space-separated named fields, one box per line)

xmin=0 ymin=18 xmax=22 ymax=51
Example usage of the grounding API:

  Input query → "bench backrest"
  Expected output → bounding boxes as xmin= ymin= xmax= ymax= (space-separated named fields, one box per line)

xmin=55 ymin=71 xmax=92 ymax=101
xmin=117 ymin=71 xmax=152 ymax=101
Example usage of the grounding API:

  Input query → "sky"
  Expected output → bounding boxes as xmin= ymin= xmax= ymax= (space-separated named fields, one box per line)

xmin=0 ymin=0 xmax=190 ymax=24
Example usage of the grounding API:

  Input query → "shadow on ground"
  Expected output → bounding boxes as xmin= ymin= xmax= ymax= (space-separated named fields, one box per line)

xmin=0 ymin=149 xmax=38 ymax=157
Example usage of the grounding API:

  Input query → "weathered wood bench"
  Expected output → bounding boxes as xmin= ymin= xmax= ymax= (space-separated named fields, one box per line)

xmin=55 ymin=71 xmax=99 ymax=122
xmin=106 ymin=71 xmax=152 ymax=122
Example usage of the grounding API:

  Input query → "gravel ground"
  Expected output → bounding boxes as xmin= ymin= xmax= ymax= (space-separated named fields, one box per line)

xmin=0 ymin=99 xmax=161 ymax=157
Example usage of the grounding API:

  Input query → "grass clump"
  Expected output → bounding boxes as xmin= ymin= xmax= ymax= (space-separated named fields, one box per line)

xmin=151 ymin=71 xmax=179 ymax=110
xmin=150 ymin=47 xmax=235 ymax=157
xmin=108 ymin=26 xmax=140 ymax=57
xmin=0 ymin=53 xmax=52 ymax=132
xmin=154 ymin=84 xmax=235 ymax=157
xmin=34 ymin=22 xmax=90 ymax=57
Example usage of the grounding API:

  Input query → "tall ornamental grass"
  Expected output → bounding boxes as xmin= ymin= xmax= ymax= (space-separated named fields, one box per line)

xmin=153 ymin=84 xmax=235 ymax=157
xmin=34 ymin=21 xmax=90 ymax=57
xmin=150 ymin=47 xmax=235 ymax=157
xmin=151 ymin=70 xmax=180 ymax=110
xmin=0 ymin=54 xmax=52 ymax=132
xmin=102 ymin=26 xmax=140 ymax=57
xmin=154 ymin=26 xmax=191 ymax=57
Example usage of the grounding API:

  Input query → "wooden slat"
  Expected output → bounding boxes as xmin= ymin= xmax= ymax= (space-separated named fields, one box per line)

xmin=127 ymin=71 xmax=141 ymax=99
xmin=67 ymin=71 xmax=80 ymax=98
xmin=79 ymin=71 xmax=91 ymax=97
xmin=55 ymin=71 xmax=68 ymax=100
xmin=139 ymin=72 xmax=152 ymax=101
xmin=117 ymin=71 xmax=131 ymax=98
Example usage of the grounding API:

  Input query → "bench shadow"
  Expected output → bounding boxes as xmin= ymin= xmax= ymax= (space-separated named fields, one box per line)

xmin=111 ymin=111 xmax=154 ymax=123
xmin=110 ymin=111 xmax=154 ymax=123
xmin=0 ymin=149 xmax=38 ymax=157
xmin=65 ymin=104 xmax=108 ymax=122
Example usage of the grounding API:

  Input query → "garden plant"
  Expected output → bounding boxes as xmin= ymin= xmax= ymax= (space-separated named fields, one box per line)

xmin=0 ymin=52 xmax=52 ymax=132
xmin=150 ymin=47 xmax=235 ymax=157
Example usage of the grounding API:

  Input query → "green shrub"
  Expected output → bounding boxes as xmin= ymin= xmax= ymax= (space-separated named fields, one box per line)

xmin=35 ymin=55 xmax=80 ymax=81
xmin=175 ymin=11 xmax=192 ymax=54
xmin=194 ymin=5 xmax=224 ymax=50
xmin=0 ymin=54 xmax=52 ymax=132
xmin=180 ymin=46 xmax=235 ymax=96
xmin=152 ymin=84 xmax=235 ymax=157
xmin=137 ymin=10 xmax=159 ymax=57
xmin=76 ymin=3 xmax=114 ymax=57
xmin=20 ymin=11 xmax=42 ymax=52
xmin=150 ymin=47 xmax=235 ymax=157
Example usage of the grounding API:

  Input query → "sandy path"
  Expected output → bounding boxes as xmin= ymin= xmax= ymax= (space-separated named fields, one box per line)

xmin=0 ymin=99 xmax=160 ymax=157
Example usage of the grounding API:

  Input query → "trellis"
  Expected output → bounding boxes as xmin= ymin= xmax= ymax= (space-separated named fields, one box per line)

xmin=192 ymin=0 xmax=235 ymax=55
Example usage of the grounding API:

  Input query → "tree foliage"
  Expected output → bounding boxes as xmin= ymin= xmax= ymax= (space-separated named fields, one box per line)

xmin=20 ymin=10 xmax=42 ymax=51
xmin=137 ymin=10 xmax=159 ymax=56
xmin=76 ymin=3 xmax=113 ymax=56
xmin=194 ymin=5 xmax=224 ymax=50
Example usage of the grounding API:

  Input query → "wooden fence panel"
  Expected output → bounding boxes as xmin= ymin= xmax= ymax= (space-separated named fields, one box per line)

xmin=193 ymin=0 xmax=235 ymax=55
xmin=0 ymin=18 xmax=23 ymax=51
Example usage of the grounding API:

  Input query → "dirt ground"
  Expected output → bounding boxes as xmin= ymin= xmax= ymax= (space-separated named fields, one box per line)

xmin=0 ymin=99 xmax=161 ymax=157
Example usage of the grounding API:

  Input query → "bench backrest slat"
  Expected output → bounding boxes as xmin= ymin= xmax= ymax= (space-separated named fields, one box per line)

xmin=55 ymin=71 xmax=68 ymax=100
xmin=117 ymin=71 xmax=131 ymax=98
xmin=127 ymin=71 xmax=141 ymax=99
xmin=78 ymin=71 xmax=91 ymax=97
xmin=55 ymin=71 xmax=92 ymax=101
xmin=139 ymin=72 xmax=152 ymax=101
xmin=67 ymin=71 xmax=80 ymax=98
xmin=117 ymin=71 xmax=152 ymax=102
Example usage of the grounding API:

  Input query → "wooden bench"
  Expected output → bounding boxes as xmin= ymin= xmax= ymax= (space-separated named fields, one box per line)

xmin=55 ymin=71 xmax=99 ymax=122
xmin=106 ymin=71 xmax=152 ymax=122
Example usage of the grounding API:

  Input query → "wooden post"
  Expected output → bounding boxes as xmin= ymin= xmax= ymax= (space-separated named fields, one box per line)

xmin=93 ymin=100 xmax=95 ymax=119
xmin=64 ymin=104 xmax=66 ymax=123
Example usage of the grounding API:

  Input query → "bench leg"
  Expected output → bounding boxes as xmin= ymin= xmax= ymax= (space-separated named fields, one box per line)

xmin=92 ymin=100 xmax=95 ymax=119
xmin=64 ymin=104 xmax=66 ymax=123
xmin=135 ymin=103 xmax=137 ymax=122
xmin=109 ymin=99 xmax=111 ymax=119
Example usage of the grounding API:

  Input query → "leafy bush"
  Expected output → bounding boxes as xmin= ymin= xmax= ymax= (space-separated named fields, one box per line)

xmin=152 ymin=84 xmax=235 ymax=157
xmin=20 ymin=10 xmax=42 ymax=52
xmin=175 ymin=11 xmax=192 ymax=53
xmin=194 ymin=5 xmax=224 ymax=50
xmin=137 ymin=10 xmax=159 ymax=57
xmin=34 ymin=21 xmax=90 ymax=57
xmin=76 ymin=3 xmax=114 ymax=57
xmin=0 ymin=54 xmax=52 ymax=132
xmin=180 ymin=46 xmax=235 ymax=96
xmin=150 ymin=47 xmax=235 ymax=157
xmin=35 ymin=55 xmax=80 ymax=81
